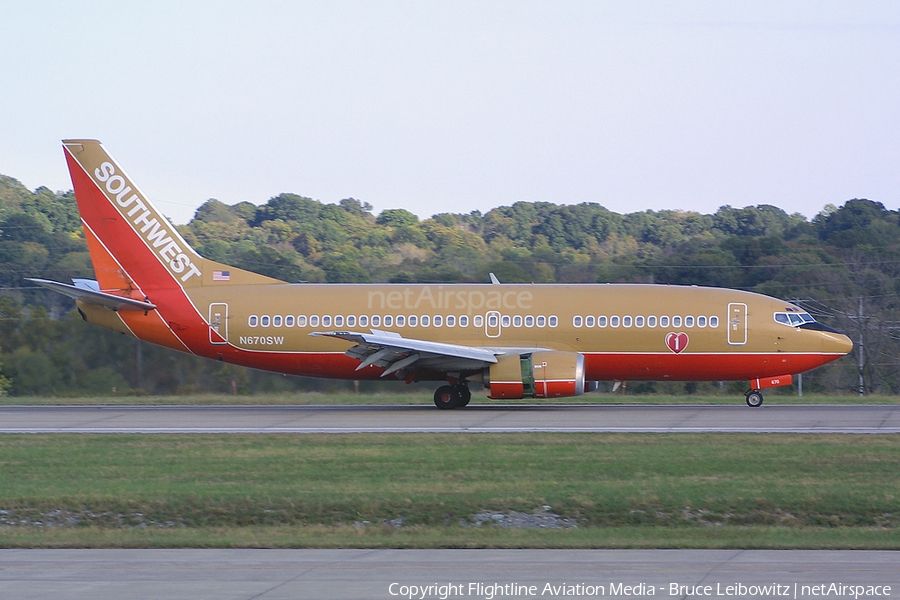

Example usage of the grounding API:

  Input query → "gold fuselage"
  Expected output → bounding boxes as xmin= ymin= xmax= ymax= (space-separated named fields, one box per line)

xmin=122 ymin=281 xmax=852 ymax=382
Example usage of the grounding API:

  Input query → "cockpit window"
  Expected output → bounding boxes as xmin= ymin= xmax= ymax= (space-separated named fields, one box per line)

xmin=774 ymin=311 xmax=816 ymax=327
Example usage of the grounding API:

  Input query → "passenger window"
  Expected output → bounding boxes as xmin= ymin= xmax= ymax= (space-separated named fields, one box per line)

xmin=586 ymin=316 xmax=595 ymax=327
xmin=611 ymin=316 xmax=620 ymax=327
xmin=408 ymin=315 xmax=417 ymax=327
xmin=488 ymin=314 xmax=497 ymax=327
xmin=334 ymin=315 xmax=343 ymax=327
xmin=359 ymin=315 xmax=368 ymax=327
xmin=573 ymin=316 xmax=583 ymax=327
xmin=660 ymin=316 xmax=669 ymax=327
xmin=273 ymin=315 xmax=282 ymax=327
xmin=672 ymin=316 xmax=682 ymax=327
xmin=474 ymin=315 xmax=484 ymax=327
xmin=623 ymin=316 xmax=632 ymax=327
xmin=285 ymin=316 xmax=294 ymax=327
xmin=249 ymin=315 xmax=258 ymax=327
xmin=421 ymin=315 xmax=430 ymax=326
xmin=322 ymin=316 xmax=332 ymax=327
xmin=459 ymin=315 xmax=469 ymax=327
xmin=261 ymin=315 xmax=270 ymax=327
xmin=383 ymin=315 xmax=393 ymax=326
xmin=537 ymin=316 xmax=546 ymax=327
xmin=648 ymin=316 xmax=657 ymax=327
xmin=525 ymin=315 xmax=534 ymax=327
xmin=697 ymin=316 xmax=706 ymax=327
xmin=549 ymin=316 xmax=558 ymax=327
xmin=371 ymin=315 xmax=380 ymax=327
xmin=685 ymin=316 xmax=694 ymax=327
xmin=347 ymin=315 xmax=356 ymax=327
xmin=513 ymin=315 xmax=522 ymax=327
xmin=446 ymin=315 xmax=455 ymax=327
xmin=635 ymin=316 xmax=644 ymax=327
xmin=501 ymin=315 xmax=510 ymax=327
xmin=598 ymin=316 xmax=608 ymax=327
xmin=396 ymin=315 xmax=405 ymax=326
xmin=310 ymin=315 xmax=319 ymax=327
xmin=709 ymin=316 xmax=719 ymax=327
xmin=297 ymin=315 xmax=308 ymax=327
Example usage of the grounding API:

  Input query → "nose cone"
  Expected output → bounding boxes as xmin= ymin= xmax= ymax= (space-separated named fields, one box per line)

xmin=823 ymin=331 xmax=853 ymax=356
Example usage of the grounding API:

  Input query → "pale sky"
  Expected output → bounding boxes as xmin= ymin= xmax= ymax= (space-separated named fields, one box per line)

xmin=2 ymin=1 xmax=898 ymax=225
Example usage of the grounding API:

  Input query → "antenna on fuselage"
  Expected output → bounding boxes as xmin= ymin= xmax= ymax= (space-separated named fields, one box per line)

xmin=489 ymin=273 xmax=501 ymax=284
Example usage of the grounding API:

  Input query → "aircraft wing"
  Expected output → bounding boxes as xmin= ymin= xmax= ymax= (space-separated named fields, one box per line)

xmin=27 ymin=278 xmax=157 ymax=312
xmin=310 ymin=329 xmax=499 ymax=376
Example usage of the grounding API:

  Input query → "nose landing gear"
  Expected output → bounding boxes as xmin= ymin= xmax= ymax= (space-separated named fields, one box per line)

xmin=745 ymin=390 xmax=764 ymax=407
xmin=433 ymin=383 xmax=472 ymax=409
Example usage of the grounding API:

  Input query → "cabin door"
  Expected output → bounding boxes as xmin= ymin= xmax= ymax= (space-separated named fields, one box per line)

xmin=209 ymin=303 xmax=229 ymax=345
xmin=727 ymin=302 xmax=747 ymax=345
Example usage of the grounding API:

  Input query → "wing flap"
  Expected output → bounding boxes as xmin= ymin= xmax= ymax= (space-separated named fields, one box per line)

xmin=310 ymin=329 xmax=498 ymax=377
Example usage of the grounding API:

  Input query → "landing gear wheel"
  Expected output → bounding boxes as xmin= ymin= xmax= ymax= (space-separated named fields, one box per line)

xmin=745 ymin=390 xmax=764 ymax=408
xmin=455 ymin=384 xmax=471 ymax=407
xmin=434 ymin=385 xmax=460 ymax=409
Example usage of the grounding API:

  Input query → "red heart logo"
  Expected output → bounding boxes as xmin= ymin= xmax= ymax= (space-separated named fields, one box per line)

xmin=665 ymin=332 xmax=689 ymax=354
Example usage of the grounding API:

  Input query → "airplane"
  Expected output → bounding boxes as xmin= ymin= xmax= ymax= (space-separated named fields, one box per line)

xmin=30 ymin=139 xmax=853 ymax=409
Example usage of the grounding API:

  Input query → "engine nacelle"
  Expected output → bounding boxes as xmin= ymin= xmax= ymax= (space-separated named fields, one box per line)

xmin=485 ymin=351 xmax=585 ymax=399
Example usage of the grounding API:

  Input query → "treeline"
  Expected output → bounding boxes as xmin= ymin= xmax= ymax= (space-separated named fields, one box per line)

xmin=0 ymin=171 xmax=895 ymax=395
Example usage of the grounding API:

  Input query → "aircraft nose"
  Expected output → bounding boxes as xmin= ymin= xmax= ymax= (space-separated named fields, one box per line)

xmin=823 ymin=331 xmax=853 ymax=355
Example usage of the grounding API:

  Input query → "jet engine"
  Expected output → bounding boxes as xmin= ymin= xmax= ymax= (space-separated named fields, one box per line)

xmin=485 ymin=351 xmax=585 ymax=399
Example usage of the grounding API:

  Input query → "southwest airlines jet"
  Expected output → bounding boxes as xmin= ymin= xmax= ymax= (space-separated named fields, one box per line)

xmin=30 ymin=140 xmax=853 ymax=408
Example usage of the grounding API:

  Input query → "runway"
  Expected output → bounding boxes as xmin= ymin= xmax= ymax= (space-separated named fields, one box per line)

xmin=0 ymin=549 xmax=896 ymax=600
xmin=2 ymin=404 xmax=900 ymax=433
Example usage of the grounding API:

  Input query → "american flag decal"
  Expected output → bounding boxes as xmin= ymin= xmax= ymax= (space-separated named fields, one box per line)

xmin=212 ymin=270 xmax=230 ymax=281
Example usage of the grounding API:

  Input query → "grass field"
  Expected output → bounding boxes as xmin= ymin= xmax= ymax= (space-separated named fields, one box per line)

xmin=0 ymin=433 xmax=897 ymax=549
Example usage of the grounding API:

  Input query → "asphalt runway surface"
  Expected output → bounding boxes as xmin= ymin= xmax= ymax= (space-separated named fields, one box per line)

xmin=1 ymin=403 xmax=900 ymax=434
xmin=1 ymin=549 xmax=897 ymax=599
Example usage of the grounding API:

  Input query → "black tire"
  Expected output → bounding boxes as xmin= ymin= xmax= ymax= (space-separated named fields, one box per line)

xmin=745 ymin=390 xmax=764 ymax=408
xmin=455 ymin=384 xmax=471 ymax=407
xmin=434 ymin=385 xmax=460 ymax=409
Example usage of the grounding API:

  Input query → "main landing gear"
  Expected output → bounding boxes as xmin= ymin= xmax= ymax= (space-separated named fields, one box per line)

xmin=434 ymin=383 xmax=472 ymax=409
xmin=745 ymin=390 xmax=764 ymax=408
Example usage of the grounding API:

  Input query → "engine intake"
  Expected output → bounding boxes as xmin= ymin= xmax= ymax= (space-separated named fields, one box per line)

xmin=485 ymin=351 xmax=585 ymax=399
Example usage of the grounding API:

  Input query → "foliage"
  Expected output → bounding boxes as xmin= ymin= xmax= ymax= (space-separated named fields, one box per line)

xmin=0 ymin=170 xmax=896 ymax=395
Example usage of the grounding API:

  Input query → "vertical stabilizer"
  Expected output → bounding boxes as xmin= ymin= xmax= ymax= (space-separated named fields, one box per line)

xmin=62 ymin=140 xmax=282 ymax=294
xmin=63 ymin=140 xmax=205 ymax=291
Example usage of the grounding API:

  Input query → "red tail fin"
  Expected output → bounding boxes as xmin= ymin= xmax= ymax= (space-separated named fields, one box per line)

xmin=62 ymin=139 xmax=282 ymax=353
xmin=62 ymin=139 xmax=281 ymax=294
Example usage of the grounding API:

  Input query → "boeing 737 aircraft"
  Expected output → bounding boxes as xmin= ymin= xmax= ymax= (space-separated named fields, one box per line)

xmin=30 ymin=140 xmax=853 ymax=408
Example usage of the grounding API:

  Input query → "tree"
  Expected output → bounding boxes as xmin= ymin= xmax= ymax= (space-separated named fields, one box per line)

xmin=253 ymin=193 xmax=320 ymax=225
xmin=375 ymin=208 xmax=418 ymax=228
xmin=817 ymin=199 xmax=899 ymax=248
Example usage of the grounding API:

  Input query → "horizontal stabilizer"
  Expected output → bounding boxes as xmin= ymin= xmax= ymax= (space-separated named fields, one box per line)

xmin=27 ymin=278 xmax=156 ymax=312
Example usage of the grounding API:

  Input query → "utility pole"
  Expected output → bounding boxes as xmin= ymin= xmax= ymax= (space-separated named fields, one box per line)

xmin=136 ymin=339 xmax=143 ymax=391
xmin=857 ymin=296 xmax=865 ymax=397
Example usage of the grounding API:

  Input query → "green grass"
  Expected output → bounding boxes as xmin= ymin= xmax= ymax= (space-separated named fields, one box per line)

xmin=0 ymin=433 xmax=897 ymax=548
xmin=0 ymin=392 xmax=897 ymax=406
